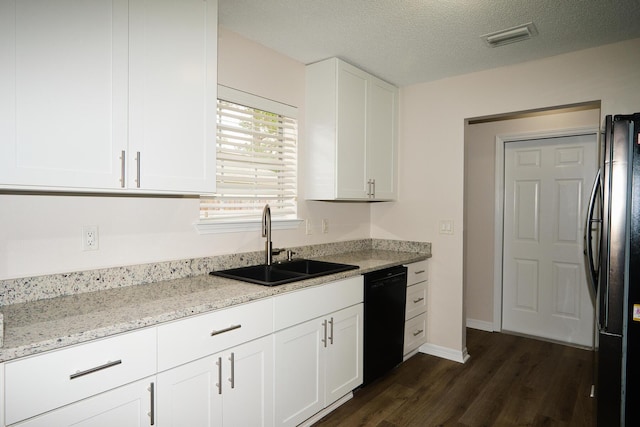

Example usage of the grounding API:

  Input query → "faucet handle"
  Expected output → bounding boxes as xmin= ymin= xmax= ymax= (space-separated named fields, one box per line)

xmin=286 ymin=250 xmax=297 ymax=261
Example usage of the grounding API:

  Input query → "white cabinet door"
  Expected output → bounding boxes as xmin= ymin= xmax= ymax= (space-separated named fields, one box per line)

xmin=335 ymin=62 xmax=368 ymax=199
xmin=0 ymin=0 xmax=128 ymax=190
xmin=274 ymin=317 xmax=324 ymax=427
xmin=156 ymin=335 xmax=273 ymax=427
xmin=156 ymin=355 xmax=219 ymax=427
xmin=367 ymin=78 xmax=398 ymax=200
xmin=128 ymin=0 xmax=217 ymax=194
xmin=274 ymin=304 xmax=363 ymax=427
xmin=325 ymin=304 xmax=363 ymax=406
xmin=222 ymin=335 xmax=273 ymax=427
xmin=13 ymin=377 xmax=154 ymax=427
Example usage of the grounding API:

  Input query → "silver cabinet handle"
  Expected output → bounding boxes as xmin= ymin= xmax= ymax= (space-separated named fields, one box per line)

xmin=228 ymin=352 xmax=235 ymax=389
xmin=69 ymin=359 xmax=122 ymax=380
xmin=321 ymin=319 xmax=328 ymax=347
xmin=329 ymin=317 xmax=334 ymax=345
xmin=413 ymin=329 xmax=424 ymax=337
xmin=216 ymin=357 xmax=222 ymax=395
xmin=120 ymin=150 xmax=126 ymax=188
xmin=211 ymin=324 xmax=241 ymax=336
xmin=135 ymin=151 xmax=141 ymax=188
xmin=413 ymin=297 xmax=425 ymax=304
xmin=371 ymin=179 xmax=375 ymax=198
xmin=148 ymin=382 xmax=155 ymax=426
xmin=414 ymin=270 xmax=426 ymax=275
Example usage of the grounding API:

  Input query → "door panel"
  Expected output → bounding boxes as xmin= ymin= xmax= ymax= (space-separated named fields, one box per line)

xmin=502 ymin=134 xmax=597 ymax=347
xmin=514 ymin=259 xmax=538 ymax=311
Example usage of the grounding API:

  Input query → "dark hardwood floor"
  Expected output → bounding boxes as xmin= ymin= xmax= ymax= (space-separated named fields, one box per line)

xmin=314 ymin=329 xmax=595 ymax=427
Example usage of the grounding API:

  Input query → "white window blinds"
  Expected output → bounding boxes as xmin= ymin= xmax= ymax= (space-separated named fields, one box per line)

xmin=200 ymin=86 xmax=298 ymax=221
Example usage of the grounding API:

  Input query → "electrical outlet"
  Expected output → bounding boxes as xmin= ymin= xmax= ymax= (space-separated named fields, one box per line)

xmin=83 ymin=225 xmax=99 ymax=251
xmin=305 ymin=219 xmax=312 ymax=235
xmin=439 ymin=220 xmax=454 ymax=235
xmin=322 ymin=219 xmax=329 ymax=233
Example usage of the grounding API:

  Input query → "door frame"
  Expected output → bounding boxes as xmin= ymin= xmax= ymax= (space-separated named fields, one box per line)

xmin=492 ymin=126 xmax=600 ymax=332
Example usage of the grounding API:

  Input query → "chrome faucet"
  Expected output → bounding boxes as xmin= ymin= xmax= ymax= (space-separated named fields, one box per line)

xmin=262 ymin=204 xmax=274 ymax=265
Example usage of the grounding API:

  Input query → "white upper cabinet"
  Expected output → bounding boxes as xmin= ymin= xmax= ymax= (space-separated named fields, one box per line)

xmin=0 ymin=0 xmax=217 ymax=194
xmin=305 ymin=58 xmax=398 ymax=201
xmin=128 ymin=0 xmax=217 ymax=194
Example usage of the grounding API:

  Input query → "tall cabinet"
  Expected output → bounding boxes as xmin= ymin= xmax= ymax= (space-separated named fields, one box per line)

xmin=0 ymin=0 xmax=217 ymax=194
xmin=305 ymin=58 xmax=398 ymax=201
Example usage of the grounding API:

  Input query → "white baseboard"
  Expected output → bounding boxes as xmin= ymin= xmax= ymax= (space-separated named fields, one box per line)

xmin=298 ymin=392 xmax=353 ymax=427
xmin=466 ymin=318 xmax=494 ymax=332
xmin=419 ymin=343 xmax=470 ymax=364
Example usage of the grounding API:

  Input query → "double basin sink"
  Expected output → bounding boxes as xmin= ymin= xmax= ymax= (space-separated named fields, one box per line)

xmin=210 ymin=259 xmax=359 ymax=286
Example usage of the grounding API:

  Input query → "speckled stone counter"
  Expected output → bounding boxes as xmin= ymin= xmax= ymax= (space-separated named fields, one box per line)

xmin=0 ymin=242 xmax=430 ymax=363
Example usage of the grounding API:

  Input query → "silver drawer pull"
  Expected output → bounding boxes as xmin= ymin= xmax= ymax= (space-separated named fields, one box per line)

xmin=148 ymin=382 xmax=155 ymax=426
xmin=329 ymin=317 xmax=334 ymax=345
xmin=229 ymin=352 xmax=235 ymax=389
xmin=135 ymin=151 xmax=141 ymax=188
xmin=119 ymin=150 xmax=126 ymax=188
xmin=413 ymin=297 xmax=425 ymax=303
xmin=216 ymin=357 xmax=222 ymax=395
xmin=321 ymin=319 xmax=328 ymax=347
xmin=414 ymin=270 xmax=426 ymax=275
xmin=413 ymin=329 xmax=424 ymax=337
xmin=211 ymin=324 xmax=242 ymax=336
xmin=70 ymin=359 xmax=122 ymax=380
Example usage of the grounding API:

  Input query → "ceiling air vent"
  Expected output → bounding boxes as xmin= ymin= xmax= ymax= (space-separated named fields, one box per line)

xmin=481 ymin=22 xmax=538 ymax=47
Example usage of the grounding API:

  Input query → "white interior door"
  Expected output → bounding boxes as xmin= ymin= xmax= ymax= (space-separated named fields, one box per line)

xmin=502 ymin=134 xmax=597 ymax=347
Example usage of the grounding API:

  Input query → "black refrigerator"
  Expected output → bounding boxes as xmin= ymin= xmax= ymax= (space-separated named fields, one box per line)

xmin=585 ymin=113 xmax=640 ymax=426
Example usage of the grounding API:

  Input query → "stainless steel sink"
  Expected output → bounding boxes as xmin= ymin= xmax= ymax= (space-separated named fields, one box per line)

xmin=210 ymin=259 xmax=359 ymax=286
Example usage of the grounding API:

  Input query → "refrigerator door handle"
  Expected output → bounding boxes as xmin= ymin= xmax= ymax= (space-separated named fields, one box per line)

xmin=584 ymin=168 xmax=602 ymax=297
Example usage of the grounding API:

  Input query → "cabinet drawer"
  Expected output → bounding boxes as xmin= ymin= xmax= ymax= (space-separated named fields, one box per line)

xmin=157 ymin=298 xmax=273 ymax=371
xmin=4 ymin=328 xmax=156 ymax=425
xmin=273 ymin=276 xmax=363 ymax=331
xmin=404 ymin=312 xmax=427 ymax=355
xmin=406 ymin=281 xmax=427 ymax=319
xmin=406 ymin=260 xmax=428 ymax=286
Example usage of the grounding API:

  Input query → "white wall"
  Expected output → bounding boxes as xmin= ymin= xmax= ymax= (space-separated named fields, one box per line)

xmin=0 ymin=27 xmax=371 ymax=280
xmin=371 ymin=38 xmax=640 ymax=354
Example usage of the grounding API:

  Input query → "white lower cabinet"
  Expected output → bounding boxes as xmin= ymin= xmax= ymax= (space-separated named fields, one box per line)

xmin=11 ymin=377 xmax=155 ymax=427
xmin=2 ymin=276 xmax=367 ymax=427
xmin=156 ymin=334 xmax=273 ymax=427
xmin=4 ymin=327 xmax=157 ymax=426
xmin=274 ymin=303 xmax=363 ymax=427
xmin=404 ymin=260 xmax=429 ymax=358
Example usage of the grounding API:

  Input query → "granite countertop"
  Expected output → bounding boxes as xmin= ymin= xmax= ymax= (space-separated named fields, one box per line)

xmin=0 ymin=249 xmax=428 ymax=363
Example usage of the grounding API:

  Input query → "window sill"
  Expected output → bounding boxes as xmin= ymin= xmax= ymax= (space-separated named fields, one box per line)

xmin=194 ymin=218 xmax=304 ymax=234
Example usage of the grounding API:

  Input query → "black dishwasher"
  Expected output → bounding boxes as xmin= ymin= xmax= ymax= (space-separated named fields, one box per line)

xmin=363 ymin=265 xmax=407 ymax=386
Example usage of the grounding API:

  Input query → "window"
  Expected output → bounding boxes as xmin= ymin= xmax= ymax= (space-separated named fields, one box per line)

xmin=199 ymin=86 xmax=298 ymax=229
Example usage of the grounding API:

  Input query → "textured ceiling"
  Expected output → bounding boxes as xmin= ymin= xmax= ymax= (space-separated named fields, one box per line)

xmin=218 ymin=0 xmax=640 ymax=87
